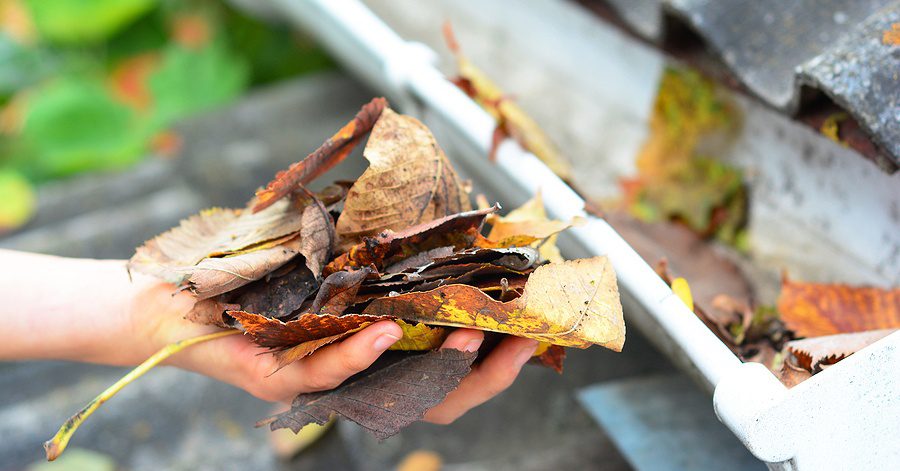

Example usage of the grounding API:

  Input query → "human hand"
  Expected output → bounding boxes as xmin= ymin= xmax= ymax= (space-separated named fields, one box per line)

xmin=126 ymin=272 xmax=539 ymax=422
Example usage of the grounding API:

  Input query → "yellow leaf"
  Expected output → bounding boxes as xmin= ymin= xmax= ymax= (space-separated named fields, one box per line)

xmin=485 ymin=190 xmax=583 ymax=263
xmin=389 ymin=320 xmax=449 ymax=351
xmin=364 ymin=256 xmax=624 ymax=350
xmin=671 ymin=277 xmax=694 ymax=311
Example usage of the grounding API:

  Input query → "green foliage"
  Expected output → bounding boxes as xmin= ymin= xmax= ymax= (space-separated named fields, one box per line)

xmin=24 ymin=0 xmax=157 ymax=44
xmin=0 ymin=34 xmax=56 ymax=99
xmin=17 ymin=78 xmax=147 ymax=179
xmin=148 ymin=41 xmax=248 ymax=129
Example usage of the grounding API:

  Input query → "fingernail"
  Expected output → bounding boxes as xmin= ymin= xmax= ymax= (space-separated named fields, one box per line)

xmin=463 ymin=338 xmax=483 ymax=352
xmin=513 ymin=341 xmax=540 ymax=367
xmin=372 ymin=333 xmax=401 ymax=351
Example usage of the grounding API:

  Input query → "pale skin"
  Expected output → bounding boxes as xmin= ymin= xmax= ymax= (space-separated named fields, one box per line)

xmin=0 ymin=249 xmax=539 ymax=425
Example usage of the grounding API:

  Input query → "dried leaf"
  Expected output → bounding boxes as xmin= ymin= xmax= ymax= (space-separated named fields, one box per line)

xmin=232 ymin=264 xmax=318 ymax=319
xmin=778 ymin=278 xmax=900 ymax=337
xmin=530 ymin=343 xmax=565 ymax=373
xmin=253 ymin=97 xmax=387 ymax=212
xmin=389 ymin=320 xmax=448 ymax=351
xmin=335 ymin=108 xmax=471 ymax=249
xmin=185 ymin=299 xmax=240 ymax=327
xmin=778 ymin=361 xmax=812 ymax=388
xmin=363 ymin=257 xmax=624 ymax=349
xmin=128 ymin=197 xmax=306 ymax=284
xmin=228 ymin=310 xmax=391 ymax=350
xmin=443 ymin=22 xmax=572 ymax=180
xmin=327 ymin=206 xmax=496 ymax=274
xmin=785 ymin=329 xmax=897 ymax=373
xmin=484 ymin=190 xmax=582 ymax=263
xmin=187 ymin=236 xmax=304 ymax=299
xmin=260 ymin=349 xmax=477 ymax=439
xmin=311 ymin=267 xmax=375 ymax=316
xmin=298 ymin=198 xmax=335 ymax=278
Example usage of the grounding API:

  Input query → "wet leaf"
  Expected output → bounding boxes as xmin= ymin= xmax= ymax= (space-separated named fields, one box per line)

xmin=335 ymin=108 xmax=471 ymax=249
xmin=259 ymin=349 xmax=477 ymax=440
xmin=443 ymin=22 xmax=572 ymax=180
xmin=253 ymin=97 xmax=387 ymax=212
xmin=364 ymin=257 xmax=624 ymax=349
xmin=778 ymin=278 xmax=900 ymax=337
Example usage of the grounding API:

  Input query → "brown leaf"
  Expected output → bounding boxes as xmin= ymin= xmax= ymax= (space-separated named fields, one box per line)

xmin=232 ymin=264 xmax=318 ymax=319
xmin=326 ymin=206 xmax=496 ymax=274
xmin=311 ymin=267 xmax=375 ymax=316
xmin=335 ymin=108 xmax=472 ymax=250
xmin=363 ymin=257 xmax=624 ymax=349
xmin=778 ymin=361 xmax=812 ymax=388
xmin=298 ymin=198 xmax=335 ymax=278
xmin=259 ymin=349 xmax=477 ymax=439
xmin=442 ymin=22 xmax=573 ymax=181
xmin=530 ymin=343 xmax=566 ymax=373
xmin=253 ymin=98 xmax=387 ymax=213
xmin=128 ymin=197 xmax=306 ymax=284
xmin=778 ymin=278 xmax=900 ymax=337
xmin=785 ymin=329 xmax=897 ymax=373
xmin=228 ymin=310 xmax=392 ymax=350
xmin=187 ymin=236 xmax=304 ymax=299
xmin=185 ymin=299 xmax=240 ymax=327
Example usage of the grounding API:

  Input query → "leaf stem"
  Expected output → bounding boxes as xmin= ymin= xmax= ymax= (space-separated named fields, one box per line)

xmin=44 ymin=329 xmax=241 ymax=461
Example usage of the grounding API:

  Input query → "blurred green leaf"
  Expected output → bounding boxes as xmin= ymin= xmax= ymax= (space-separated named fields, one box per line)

xmin=24 ymin=0 xmax=156 ymax=44
xmin=0 ymin=34 xmax=56 ymax=98
xmin=0 ymin=168 xmax=36 ymax=231
xmin=18 ymin=78 xmax=147 ymax=179
xmin=148 ymin=41 xmax=248 ymax=128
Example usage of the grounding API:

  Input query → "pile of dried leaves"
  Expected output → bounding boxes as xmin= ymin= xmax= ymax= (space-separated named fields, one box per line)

xmin=45 ymin=98 xmax=625 ymax=461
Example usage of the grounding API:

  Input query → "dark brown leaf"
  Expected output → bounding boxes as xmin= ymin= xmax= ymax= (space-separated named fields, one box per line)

xmin=530 ymin=343 xmax=566 ymax=373
xmin=233 ymin=264 xmax=318 ymax=319
xmin=325 ymin=206 xmax=497 ymax=275
xmin=253 ymin=98 xmax=387 ymax=213
xmin=311 ymin=267 xmax=375 ymax=316
xmin=259 ymin=349 xmax=477 ymax=439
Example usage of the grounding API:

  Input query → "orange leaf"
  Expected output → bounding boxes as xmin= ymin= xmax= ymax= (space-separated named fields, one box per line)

xmin=778 ymin=278 xmax=900 ymax=337
xmin=253 ymin=98 xmax=387 ymax=213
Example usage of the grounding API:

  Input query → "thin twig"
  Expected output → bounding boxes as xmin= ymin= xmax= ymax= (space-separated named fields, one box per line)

xmin=44 ymin=329 xmax=241 ymax=461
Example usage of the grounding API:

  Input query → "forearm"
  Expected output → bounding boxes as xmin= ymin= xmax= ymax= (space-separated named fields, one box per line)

xmin=0 ymin=249 xmax=195 ymax=364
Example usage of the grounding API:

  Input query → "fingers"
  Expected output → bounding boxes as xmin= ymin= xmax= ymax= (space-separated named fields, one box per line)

xmin=439 ymin=328 xmax=484 ymax=353
xmin=424 ymin=335 xmax=538 ymax=425
xmin=295 ymin=320 xmax=402 ymax=392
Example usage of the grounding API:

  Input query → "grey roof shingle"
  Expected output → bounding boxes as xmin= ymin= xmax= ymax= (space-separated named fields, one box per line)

xmin=598 ymin=0 xmax=900 ymax=169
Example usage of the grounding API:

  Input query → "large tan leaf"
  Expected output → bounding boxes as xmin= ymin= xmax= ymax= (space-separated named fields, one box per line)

xmin=187 ymin=236 xmax=304 ymax=299
xmin=128 ymin=197 xmax=305 ymax=284
xmin=335 ymin=108 xmax=471 ymax=250
xmin=363 ymin=256 xmax=624 ymax=350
